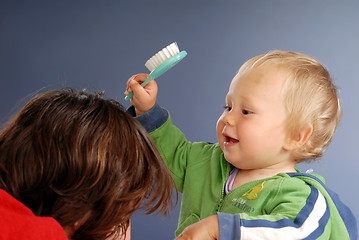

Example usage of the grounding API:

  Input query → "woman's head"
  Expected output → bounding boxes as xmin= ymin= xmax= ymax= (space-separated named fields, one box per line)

xmin=0 ymin=88 xmax=174 ymax=239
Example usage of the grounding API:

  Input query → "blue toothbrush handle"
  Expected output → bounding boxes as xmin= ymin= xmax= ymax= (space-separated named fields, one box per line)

xmin=124 ymin=50 xmax=187 ymax=101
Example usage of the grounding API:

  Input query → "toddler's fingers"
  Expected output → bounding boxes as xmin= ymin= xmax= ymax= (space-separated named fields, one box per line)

xmin=127 ymin=73 xmax=149 ymax=86
xmin=143 ymin=78 xmax=158 ymax=96
xmin=133 ymin=73 xmax=149 ymax=82
xmin=128 ymin=79 xmax=147 ymax=97
xmin=125 ymin=73 xmax=149 ymax=95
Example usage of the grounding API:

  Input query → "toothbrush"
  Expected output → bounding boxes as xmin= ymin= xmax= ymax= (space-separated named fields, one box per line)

xmin=124 ymin=42 xmax=187 ymax=101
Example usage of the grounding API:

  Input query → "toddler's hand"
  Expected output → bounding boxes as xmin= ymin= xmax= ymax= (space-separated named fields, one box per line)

xmin=175 ymin=215 xmax=219 ymax=240
xmin=125 ymin=73 xmax=158 ymax=116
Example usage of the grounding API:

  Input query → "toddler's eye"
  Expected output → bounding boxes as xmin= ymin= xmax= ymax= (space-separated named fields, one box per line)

xmin=241 ymin=109 xmax=252 ymax=115
xmin=223 ymin=105 xmax=232 ymax=111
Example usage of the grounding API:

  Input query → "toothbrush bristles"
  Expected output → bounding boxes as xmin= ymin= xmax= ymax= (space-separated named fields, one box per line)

xmin=145 ymin=42 xmax=181 ymax=72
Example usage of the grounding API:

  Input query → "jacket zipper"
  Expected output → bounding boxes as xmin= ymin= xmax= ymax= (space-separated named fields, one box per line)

xmin=216 ymin=164 xmax=232 ymax=212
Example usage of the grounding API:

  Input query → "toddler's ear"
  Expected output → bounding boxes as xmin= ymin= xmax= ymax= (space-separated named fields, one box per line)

xmin=284 ymin=123 xmax=313 ymax=151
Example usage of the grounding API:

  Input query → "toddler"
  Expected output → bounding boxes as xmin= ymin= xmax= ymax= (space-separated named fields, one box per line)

xmin=126 ymin=50 xmax=357 ymax=239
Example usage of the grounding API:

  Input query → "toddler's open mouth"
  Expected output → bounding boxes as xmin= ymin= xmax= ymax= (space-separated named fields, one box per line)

xmin=224 ymin=135 xmax=239 ymax=145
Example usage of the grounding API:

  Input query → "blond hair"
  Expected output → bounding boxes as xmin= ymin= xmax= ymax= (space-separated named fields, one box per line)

xmin=238 ymin=50 xmax=342 ymax=162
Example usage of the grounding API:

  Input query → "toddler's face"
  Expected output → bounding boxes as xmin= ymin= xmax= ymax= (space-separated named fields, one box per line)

xmin=216 ymin=65 xmax=293 ymax=170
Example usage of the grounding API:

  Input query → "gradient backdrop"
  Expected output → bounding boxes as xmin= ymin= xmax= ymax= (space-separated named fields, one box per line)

xmin=1 ymin=1 xmax=358 ymax=239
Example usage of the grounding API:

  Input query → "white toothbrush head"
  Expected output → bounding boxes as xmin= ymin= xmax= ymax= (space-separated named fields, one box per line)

xmin=124 ymin=42 xmax=187 ymax=101
xmin=145 ymin=42 xmax=181 ymax=72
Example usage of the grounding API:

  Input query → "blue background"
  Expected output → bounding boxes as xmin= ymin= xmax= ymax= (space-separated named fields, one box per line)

xmin=1 ymin=1 xmax=358 ymax=239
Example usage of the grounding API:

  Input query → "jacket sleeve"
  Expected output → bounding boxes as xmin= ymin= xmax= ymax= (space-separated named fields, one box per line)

xmin=130 ymin=104 xmax=212 ymax=192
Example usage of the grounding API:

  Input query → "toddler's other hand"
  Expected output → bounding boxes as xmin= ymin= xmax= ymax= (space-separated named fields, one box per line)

xmin=175 ymin=215 xmax=219 ymax=240
xmin=125 ymin=73 xmax=158 ymax=116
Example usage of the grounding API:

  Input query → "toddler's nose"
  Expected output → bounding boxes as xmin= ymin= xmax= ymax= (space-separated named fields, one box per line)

xmin=222 ymin=112 xmax=236 ymax=126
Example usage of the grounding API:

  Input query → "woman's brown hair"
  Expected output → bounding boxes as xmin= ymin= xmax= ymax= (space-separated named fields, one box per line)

xmin=0 ymin=88 xmax=175 ymax=239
